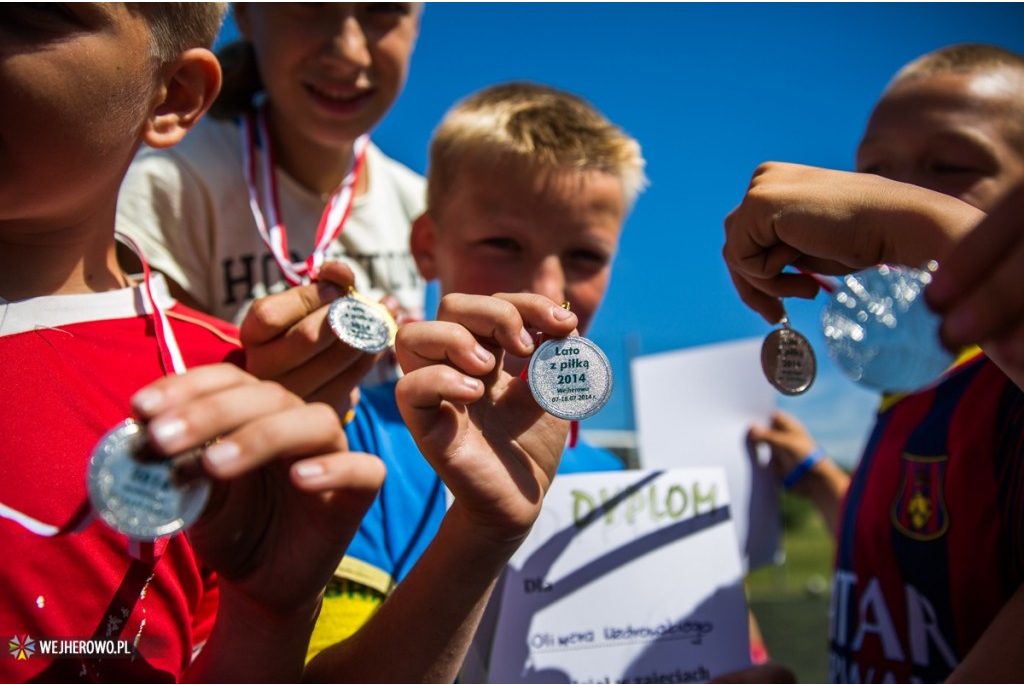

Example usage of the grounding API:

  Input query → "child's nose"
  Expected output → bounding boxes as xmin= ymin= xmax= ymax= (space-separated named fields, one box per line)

xmin=322 ymin=16 xmax=372 ymax=71
xmin=530 ymin=257 xmax=566 ymax=306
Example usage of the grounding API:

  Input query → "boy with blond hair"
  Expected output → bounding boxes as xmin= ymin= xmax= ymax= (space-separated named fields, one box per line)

xmin=0 ymin=4 xmax=386 ymax=680
xmin=304 ymin=82 xmax=647 ymax=681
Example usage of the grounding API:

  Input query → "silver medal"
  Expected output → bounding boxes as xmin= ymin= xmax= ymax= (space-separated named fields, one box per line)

xmin=528 ymin=336 xmax=613 ymax=421
xmin=327 ymin=291 xmax=397 ymax=354
xmin=761 ymin=319 xmax=816 ymax=396
xmin=87 ymin=419 xmax=211 ymax=541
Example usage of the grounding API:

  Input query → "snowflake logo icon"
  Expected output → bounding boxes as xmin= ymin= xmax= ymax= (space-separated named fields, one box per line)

xmin=9 ymin=635 xmax=35 ymax=660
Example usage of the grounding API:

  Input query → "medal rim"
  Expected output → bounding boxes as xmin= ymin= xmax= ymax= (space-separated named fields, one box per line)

xmin=528 ymin=335 xmax=614 ymax=421
xmin=761 ymin=327 xmax=817 ymax=396
xmin=87 ymin=419 xmax=211 ymax=541
xmin=327 ymin=294 xmax=397 ymax=354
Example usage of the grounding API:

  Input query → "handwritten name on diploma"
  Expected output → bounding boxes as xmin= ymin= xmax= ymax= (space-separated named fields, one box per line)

xmin=529 ymin=620 xmax=715 ymax=651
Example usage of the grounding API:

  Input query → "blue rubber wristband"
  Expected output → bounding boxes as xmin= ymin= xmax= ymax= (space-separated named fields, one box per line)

xmin=783 ymin=447 xmax=825 ymax=490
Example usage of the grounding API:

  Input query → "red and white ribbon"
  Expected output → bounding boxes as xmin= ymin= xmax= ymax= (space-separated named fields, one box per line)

xmin=240 ymin=103 xmax=369 ymax=286
xmin=119 ymin=233 xmax=187 ymax=376
xmin=796 ymin=267 xmax=841 ymax=294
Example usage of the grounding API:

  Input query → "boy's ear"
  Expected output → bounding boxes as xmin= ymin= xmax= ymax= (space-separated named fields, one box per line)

xmin=143 ymin=48 xmax=223 ymax=150
xmin=410 ymin=212 xmax=438 ymax=281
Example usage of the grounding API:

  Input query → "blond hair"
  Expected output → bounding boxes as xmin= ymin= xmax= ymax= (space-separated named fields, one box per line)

xmin=132 ymin=2 xmax=229 ymax=64
xmin=427 ymin=82 xmax=647 ymax=216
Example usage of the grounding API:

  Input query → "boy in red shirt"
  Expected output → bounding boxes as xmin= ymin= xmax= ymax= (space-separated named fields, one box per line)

xmin=0 ymin=4 xmax=384 ymax=680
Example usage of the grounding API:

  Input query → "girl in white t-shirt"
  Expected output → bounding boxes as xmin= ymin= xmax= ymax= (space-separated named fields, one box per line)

xmin=117 ymin=4 xmax=426 ymax=340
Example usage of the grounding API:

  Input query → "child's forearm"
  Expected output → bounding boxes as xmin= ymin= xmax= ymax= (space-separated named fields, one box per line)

xmin=802 ymin=459 xmax=851 ymax=539
xmin=879 ymin=181 xmax=986 ymax=267
xmin=185 ymin=584 xmax=323 ymax=684
xmin=304 ymin=502 xmax=523 ymax=684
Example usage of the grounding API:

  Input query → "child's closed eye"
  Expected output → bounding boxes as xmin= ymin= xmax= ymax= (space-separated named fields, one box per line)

xmin=479 ymin=237 xmax=522 ymax=254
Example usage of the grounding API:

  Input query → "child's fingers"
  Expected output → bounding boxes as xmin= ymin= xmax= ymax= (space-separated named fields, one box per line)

xmin=239 ymin=263 xmax=359 ymax=378
xmin=131 ymin=363 xmax=259 ymax=417
xmin=723 ymin=186 xmax=797 ymax=280
xmin=723 ymin=214 xmax=806 ymax=283
xmin=490 ymin=292 xmax=580 ymax=342
xmin=748 ymin=271 xmax=822 ymax=304
xmin=240 ymin=278 xmax=340 ymax=346
xmin=394 ymin=366 xmax=487 ymax=434
xmin=435 ymin=293 xmax=578 ymax=356
xmin=316 ymin=261 xmax=359 ymax=292
xmin=290 ymin=451 xmax=386 ymax=499
xmin=397 ymin=365 xmax=488 ymax=410
xmin=197 ymin=401 xmax=348 ymax=479
xmin=288 ymin=451 xmax=387 ymax=543
xmin=769 ymin=409 xmax=794 ymax=428
xmin=303 ymin=353 xmax=379 ymax=411
xmin=271 ymin=338 xmax=382 ymax=401
xmin=434 ymin=293 xmax=537 ymax=357
xmin=395 ymin=320 xmax=497 ymax=376
xmin=728 ymin=267 xmax=823 ymax=325
xmin=152 ymin=378 xmax=301 ymax=456
xmin=727 ymin=271 xmax=786 ymax=324
xmin=241 ymin=290 xmax=341 ymax=379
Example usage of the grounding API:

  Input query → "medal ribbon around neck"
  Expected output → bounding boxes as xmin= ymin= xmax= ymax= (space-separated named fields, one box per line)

xmin=240 ymin=102 xmax=370 ymax=286
xmin=0 ymin=236 xmax=186 ymax=560
xmin=119 ymin=233 xmax=187 ymax=376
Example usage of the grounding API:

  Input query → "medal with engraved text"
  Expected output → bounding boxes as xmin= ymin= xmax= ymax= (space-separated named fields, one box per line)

xmin=761 ymin=317 xmax=816 ymax=395
xmin=87 ymin=419 xmax=211 ymax=542
xmin=528 ymin=335 xmax=613 ymax=421
xmin=327 ymin=289 xmax=398 ymax=354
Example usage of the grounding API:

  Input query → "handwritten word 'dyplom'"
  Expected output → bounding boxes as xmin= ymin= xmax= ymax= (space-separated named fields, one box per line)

xmin=571 ymin=481 xmax=718 ymax=527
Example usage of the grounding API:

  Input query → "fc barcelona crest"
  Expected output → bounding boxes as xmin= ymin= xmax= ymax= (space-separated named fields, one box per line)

xmin=891 ymin=452 xmax=949 ymax=541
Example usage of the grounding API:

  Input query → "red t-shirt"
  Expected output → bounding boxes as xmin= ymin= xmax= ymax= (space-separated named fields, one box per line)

xmin=0 ymin=280 xmax=243 ymax=682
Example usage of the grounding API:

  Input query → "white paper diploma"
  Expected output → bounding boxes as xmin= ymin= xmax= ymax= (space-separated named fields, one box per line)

xmin=473 ymin=468 xmax=751 ymax=683
xmin=631 ymin=338 xmax=780 ymax=570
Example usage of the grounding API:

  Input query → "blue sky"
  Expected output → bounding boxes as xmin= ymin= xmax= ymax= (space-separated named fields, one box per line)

xmin=217 ymin=3 xmax=1024 ymax=468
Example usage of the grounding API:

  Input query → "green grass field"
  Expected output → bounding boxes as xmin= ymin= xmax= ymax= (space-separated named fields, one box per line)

xmin=745 ymin=499 xmax=835 ymax=683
